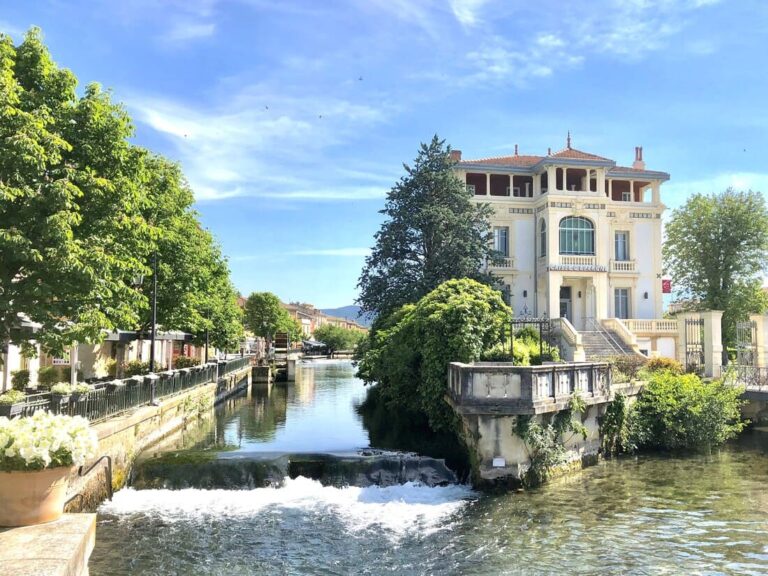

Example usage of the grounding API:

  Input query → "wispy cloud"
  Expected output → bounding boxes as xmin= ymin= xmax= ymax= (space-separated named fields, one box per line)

xmin=231 ymin=247 xmax=371 ymax=261
xmin=449 ymin=0 xmax=491 ymax=28
xmin=663 ymin=171 xmax=768 ymax=209
xmin=128 ymin=83 xmax=395 ymax=202
xmin=0 ymin=20 xmax=26 ymax=39
xmin=165 ymin=21 xmax=216 ymax=43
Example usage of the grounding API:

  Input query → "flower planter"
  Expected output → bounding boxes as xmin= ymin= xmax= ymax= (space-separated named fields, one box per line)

xmin=0 ymin=466 xmax=72 ymax=526
xmin=0 ymin=402 xmax=24 ymax=418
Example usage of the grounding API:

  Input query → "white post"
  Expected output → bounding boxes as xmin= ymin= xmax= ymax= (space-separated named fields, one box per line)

xmin=1 ymin=339 xmax=10 ymax=392
xmin=70 ymin=342 xmax=78 ymax=386
xmin=702 ymin=310 xmax=724 ymax=378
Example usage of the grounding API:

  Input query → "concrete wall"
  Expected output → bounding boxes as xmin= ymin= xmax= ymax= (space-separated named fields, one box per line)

xmin=65 ymin=366 xmax=252 ymax=512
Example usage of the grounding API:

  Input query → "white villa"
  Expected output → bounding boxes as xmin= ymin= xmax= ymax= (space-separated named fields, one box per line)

xmin=454 ymin=136 xmax=675 ymax=358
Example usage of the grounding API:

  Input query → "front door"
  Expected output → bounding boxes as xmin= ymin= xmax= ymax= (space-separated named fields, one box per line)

xmin=559 ymin=286 xmax=572 ymax=323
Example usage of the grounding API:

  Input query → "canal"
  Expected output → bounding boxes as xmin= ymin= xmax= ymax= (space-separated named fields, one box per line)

xmin=92 ymin=360 xmax=768 ymax=575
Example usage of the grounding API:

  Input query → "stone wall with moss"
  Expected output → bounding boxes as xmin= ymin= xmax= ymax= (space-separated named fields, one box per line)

xmin=65 ymin=367 xmax=251 ymax=512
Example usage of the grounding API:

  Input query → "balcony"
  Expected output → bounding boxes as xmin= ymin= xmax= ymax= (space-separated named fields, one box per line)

xmin=489 ymin=257 xmax=515 ymax=270
xmin=610 ymin=259 xmax=637 ymax=273
xmin=560 ymin=255 xmax=596 ymax=267
xmin=624 ymin=319 xmax=678 ymax=334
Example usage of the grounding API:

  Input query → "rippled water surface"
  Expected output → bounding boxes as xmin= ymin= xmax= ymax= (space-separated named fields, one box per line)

xmin=92 ymin=361 xmax=768 ymax=575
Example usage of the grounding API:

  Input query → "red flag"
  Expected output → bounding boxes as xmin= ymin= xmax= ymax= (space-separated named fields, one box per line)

xmin=662 ymin=279 xmax=672 ymax=294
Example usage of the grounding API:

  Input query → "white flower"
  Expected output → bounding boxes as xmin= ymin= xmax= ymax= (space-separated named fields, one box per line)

xmin=0 ymin=411 xmax=98 ymax=471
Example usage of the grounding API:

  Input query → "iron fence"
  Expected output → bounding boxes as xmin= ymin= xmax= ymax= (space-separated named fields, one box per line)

xmin=7 ymin=356 xmax=255 ymax=423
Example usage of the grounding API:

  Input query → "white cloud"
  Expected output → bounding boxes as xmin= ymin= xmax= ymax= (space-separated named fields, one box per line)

xmin=231 ymin=247 xmax=371 ymax=261
xmin=663 ymin=172 xmax=768 ymax=209
xmin=449 ymin=0 xmax=491 ymax=27
xmin=165 ymin=21 xmax=216 ymax=43
xmin=128 ymin=84 xmax=395 ymax=202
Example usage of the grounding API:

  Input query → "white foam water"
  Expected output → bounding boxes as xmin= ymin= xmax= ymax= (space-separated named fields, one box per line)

xmin=99 ymin=477 xmax=475 ymax=540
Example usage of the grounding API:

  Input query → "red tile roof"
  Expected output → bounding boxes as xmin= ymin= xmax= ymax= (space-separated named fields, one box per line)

xmin=549 ymin=147 xmax=611 ymax=161
xmin=461 ymin=154 xmax=543 ymax=167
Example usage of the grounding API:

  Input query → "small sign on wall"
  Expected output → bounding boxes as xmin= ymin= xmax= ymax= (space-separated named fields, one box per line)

xmin=662 ymin=279 xmax=672 ymax=294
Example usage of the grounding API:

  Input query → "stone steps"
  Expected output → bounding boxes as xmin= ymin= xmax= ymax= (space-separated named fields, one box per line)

xmin=581 ymin=328 xmax=636 ymax=361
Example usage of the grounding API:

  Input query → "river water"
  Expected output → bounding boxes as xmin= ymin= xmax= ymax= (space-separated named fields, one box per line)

xmin=92 ymin=360 xmax=768 ymax=575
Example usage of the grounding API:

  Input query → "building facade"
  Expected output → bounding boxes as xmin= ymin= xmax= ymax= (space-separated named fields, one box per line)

xmin=455 ymin=138 xmax=669 ymax=330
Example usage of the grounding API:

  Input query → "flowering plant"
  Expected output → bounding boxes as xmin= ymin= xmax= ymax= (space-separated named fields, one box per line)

xmin=0 ymin=411 xmax=98 ymax=471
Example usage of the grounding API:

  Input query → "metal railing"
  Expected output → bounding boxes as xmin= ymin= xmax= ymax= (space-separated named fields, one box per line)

xmin=717 ymin=365 xmax=768 ymax=392
xmin=9 ymin=356 xmax=255 ymax=423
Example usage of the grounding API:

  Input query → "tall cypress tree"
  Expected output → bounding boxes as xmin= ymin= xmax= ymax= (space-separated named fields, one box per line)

xmin=357 ymin=136 xmax=499 ymax=318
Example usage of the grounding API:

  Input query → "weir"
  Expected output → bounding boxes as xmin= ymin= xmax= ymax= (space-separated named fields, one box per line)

xmin=446 ymin=361 xmax=643 ymax=486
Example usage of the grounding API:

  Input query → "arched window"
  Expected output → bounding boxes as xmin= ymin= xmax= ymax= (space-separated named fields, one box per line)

xmin=559 ymin=217 xmax=595 ymax=255
xmin=539 ymin=219 xmax=547 ymax=257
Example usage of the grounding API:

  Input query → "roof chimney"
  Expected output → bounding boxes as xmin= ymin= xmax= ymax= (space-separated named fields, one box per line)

xmin=514 ymin=144 xmax=519 ymax=156
xmin=450 ymin=149 xmax=462 ymax=162
xmin=547 ymin=147 xmax=552 ymax=156
xmin=632 ymin=146 xmax=645 ymax=170
xmin=566 ymin=131 xmax=572 ymax=149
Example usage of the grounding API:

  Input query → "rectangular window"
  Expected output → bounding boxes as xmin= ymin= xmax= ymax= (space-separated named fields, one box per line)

xmin=622 ymin=190 xmax=631 ymax=202
xmin=614 ymin=288 xmax=630 ymax=319
xmin=493 ymin=227 xmax=509 ymax=257
xmin=614 ymin=231 xmax=629 ymax=261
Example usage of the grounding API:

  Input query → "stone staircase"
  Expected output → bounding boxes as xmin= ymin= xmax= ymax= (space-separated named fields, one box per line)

xmin=580 ymin=328 xmax=637 ymax=361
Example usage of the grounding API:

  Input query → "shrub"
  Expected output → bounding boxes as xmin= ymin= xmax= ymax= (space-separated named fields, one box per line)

xmin=37 ymin=366 xmax=61 ymax=388
xmin=60 ymin=366 xmax=84 ymax=382
xmin=610 ymin=355 xmax=647 ymax=381
xmin=600 ymin=393 xmax=633 ymax=455
xmin=0 ymin=390 xmax=26 ymax=405
xmin=174 ymin=355 xmax=199 ymax=369
xmin=357 ymin=279 xmax=511 ymax=431
xmin=630 ymin=371 xmax=745 ymax=452
xmin=50 ymin=383 xmax=73 ymax=395
xmin=645 ymin=356 xmax=683 ymax=375
xmin=124 ymin=360 xmax=150 ymax=377
xmin=106 ymin=359 xmax=117 ymax=378
xmin=11 ymin=370 xmax=30 ymax=391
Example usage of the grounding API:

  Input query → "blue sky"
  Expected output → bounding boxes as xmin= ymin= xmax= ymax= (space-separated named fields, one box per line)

xmin=2 ymin=0 xmax=768 ymax=307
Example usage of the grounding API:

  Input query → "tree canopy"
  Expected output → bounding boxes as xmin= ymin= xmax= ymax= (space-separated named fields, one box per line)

xmin=357 ymin=136 xmax=499 ymax=318
xmin=663 ymin=188 xmax=768 ymax=346
xmin=313 ymin=324 xmax=364 ymax=354
xmin=243 ymin=292 xmax=296 ymax=345
xmin=0 ymin=28 xmax=243 ymax=354
xmin=357 ymin=278 xmax=511 ymax=431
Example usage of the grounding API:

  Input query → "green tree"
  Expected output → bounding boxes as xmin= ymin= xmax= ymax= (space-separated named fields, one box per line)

xmin=663 ymin=189 xmax=768 ymax=347
xmin=0 ymin=29 xmax=150 ymax=356
xmin=630 ymin=370 xmax=745 ymax=452
xmin=243 ymin=293 xmax=293 ymax=348
xmin=313 ymin=324 xmax=364 ymax=354
xmin=357 ymin=278 xmax=510 ymax=431
xmin=357 ymin=136 xmax=500 ymax=317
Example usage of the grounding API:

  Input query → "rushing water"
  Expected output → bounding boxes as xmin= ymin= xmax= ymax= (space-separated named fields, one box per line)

xmin=92 ymin=360 xmax=768 ymax=575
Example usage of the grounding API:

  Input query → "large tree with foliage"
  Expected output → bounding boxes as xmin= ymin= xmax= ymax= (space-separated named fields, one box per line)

xmin=357 ymin=136 xmax=499 ymax=318
xmin=0 ymin=29 xmax=150 ymax=355
xmin=313 ymin=324 xmax=365 ymax=354
xmin=357 ymin=278 xmax=510 ymax=431
xmin=663 ymin=188 xmax=768 ymax=346
xmin=0 ymin=28 xmax=243 ymax=359
xmin=243 ymin=292 xmax=295 ymax=348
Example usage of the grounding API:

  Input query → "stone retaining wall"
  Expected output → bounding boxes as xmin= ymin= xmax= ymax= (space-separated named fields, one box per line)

xmin=65 ymin=367 xmax=251 ymax=512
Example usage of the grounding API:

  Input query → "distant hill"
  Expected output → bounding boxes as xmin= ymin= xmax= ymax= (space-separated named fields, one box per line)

xmin=320 ymin=305 xmax=375 ymax=328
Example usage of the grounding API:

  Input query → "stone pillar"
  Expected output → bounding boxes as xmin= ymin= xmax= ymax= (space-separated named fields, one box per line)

xmin=676 ymin=312 xmax=695 ymax=367
xmin=486 ymin=173 xmax=491 ymax=196
xmin=548 ymin=274 xmax=561 ymax=320
xmin=702 ymin=310 xmax=724 ymax=378
xmin=652 ymin=182 xmax=660 ymax=204
xmin=751 ymin=314 xmax=767 ymax=368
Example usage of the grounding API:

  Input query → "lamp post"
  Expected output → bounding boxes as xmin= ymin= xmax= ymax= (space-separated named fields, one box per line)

xmin=149 ymin=252 xmax=158 ymax=373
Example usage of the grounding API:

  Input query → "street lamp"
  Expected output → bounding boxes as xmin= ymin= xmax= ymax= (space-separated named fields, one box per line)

xmin=149 ymin=252 xmax=158 ymax=373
